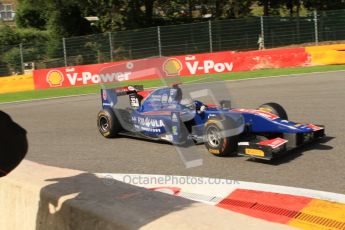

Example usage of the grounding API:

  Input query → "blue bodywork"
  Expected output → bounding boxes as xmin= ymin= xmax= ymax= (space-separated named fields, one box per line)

xmin=238 ymin=112 xmax=315 ymax=134
xmin=101 ymin=86 xmax=316 ymax=144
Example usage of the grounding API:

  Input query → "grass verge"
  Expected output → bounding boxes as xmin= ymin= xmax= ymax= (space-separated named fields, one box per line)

xmin=1 ymin=64 xmax=344 ymax=103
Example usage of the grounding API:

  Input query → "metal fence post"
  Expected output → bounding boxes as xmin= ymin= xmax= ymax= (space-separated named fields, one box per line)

xmin=62 ymin=38 xmax=67 ymax=67
xmin=208 ymin=20 xmax=213 ymax=53
xmin=260 ymin=16 xmax=265 ymax=49
xmin=19 ymin=43 xmax=24 ymax=74
xmin=314 ymin=10 xmax=319 ymax=45
xmin=157 ymin=26 xmax=162 ymax=56
xmin=109 ymin=32 xmax=114 ymax=62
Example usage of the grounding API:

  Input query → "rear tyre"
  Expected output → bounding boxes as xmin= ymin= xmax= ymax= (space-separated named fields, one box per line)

xmin=257 ymin=102 xmax=288 ymax=120
xmin=204 ymin=120 xmax=238 ymax=157
xmin=97 ymin=108 xmax=122 ymax=138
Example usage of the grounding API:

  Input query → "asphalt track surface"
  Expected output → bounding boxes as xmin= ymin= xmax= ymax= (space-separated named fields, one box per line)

xmin=1 ymin=71 xmax=344 ymax=194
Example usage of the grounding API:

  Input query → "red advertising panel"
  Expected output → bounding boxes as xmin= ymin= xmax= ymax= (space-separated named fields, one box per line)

xmin=33 ymin=48 xmax=309 ymax=90
xmin=33 ymin=62 xmax=124 ymax=90
xmin=33 ymin=59 xmax=175 ymax=90
xmin=174 ymin=48 xmax=309 ymax=76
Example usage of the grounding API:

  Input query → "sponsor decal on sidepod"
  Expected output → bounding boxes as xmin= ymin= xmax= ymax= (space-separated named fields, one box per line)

xmin=132 ymin=116 xmax=165 ymax=133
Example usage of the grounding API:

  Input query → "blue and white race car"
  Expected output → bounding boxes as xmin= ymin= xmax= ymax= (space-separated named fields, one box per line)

xmin=97 ymin=84 xmax=325 ymax=160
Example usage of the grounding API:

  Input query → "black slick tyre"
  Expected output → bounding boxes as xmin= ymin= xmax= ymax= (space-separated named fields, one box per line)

xmin=204 ymin=119 xmax=238 ymax=157
xmin=97 ymin=108 xmax=122 ymax=138
xmin=257 ymin=102 xmax=288 ymax=120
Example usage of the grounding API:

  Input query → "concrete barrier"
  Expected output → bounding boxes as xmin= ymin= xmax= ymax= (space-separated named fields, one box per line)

xmin=0 ymin=160 xmax=293 ymax=230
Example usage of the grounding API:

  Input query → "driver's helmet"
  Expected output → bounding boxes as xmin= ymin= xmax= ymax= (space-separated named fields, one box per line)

xmin=179 ymin=98 xmax=196 ymax=121
xmin=180 ymin=98 xmax=195 ymax=110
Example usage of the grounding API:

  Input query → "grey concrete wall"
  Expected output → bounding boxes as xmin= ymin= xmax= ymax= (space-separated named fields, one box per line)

xmin=0 ymin=160 xmax=293 ymax=230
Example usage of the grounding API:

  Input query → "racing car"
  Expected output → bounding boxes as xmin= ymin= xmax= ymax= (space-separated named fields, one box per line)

xmin=97 ymin=84 xmax=325 ymax=160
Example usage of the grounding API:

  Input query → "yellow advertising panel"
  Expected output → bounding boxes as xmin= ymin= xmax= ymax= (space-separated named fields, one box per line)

xmin=0 ymin=74 xmax=34 ymax=94
xmin=306 ymin=44 xmax=345 ymax=65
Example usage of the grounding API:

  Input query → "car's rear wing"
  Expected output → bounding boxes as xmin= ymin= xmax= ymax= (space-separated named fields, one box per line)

xmin=114 ymin=85 xmax=144 ymax=96
xmin=101 ymin=85 xmax=144 ymax=109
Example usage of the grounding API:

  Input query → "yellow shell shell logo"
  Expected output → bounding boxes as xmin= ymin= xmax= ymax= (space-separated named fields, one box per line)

xmin=163 ymin=58 xmax=182 ymax=76
xmin=46 ymin=70 xmax=64 ymax=87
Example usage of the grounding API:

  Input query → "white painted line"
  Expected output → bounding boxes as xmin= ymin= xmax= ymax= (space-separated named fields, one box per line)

xmin=1 ymin=69 xmax=344 ymax=105
xmin=97 ymin=173 xmax=345 ymax=205
xmin=186 ymin=68 xmax=345 ymax=87
xmin=0 ymin=93 xmax=97 ymax=105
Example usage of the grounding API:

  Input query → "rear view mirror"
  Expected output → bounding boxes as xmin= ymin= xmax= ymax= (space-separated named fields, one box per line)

xmin=220 ymin=100 xmax=231 ymax=109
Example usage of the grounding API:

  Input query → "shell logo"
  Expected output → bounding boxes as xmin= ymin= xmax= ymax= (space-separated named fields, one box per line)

xmin=163 ymin=58 xmax=183 ymax=76
xmin=46 ymin=70 xmax=64 ymax=87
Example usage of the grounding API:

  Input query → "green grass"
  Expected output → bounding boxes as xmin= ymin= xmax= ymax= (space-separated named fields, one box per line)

xmin=1 ymin=64 xmax=345 ymax=103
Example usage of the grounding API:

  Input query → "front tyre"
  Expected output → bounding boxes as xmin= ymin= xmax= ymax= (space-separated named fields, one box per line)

xmin=97 ymin=109 xmax=122 ymax=138
xmin=204 ymin=120 xmax=238 ymax=157
xmin=257 ymin=102 xmax=288 ymax=120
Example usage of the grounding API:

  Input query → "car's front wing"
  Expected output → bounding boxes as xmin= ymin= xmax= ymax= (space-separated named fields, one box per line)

xmin=237 ymin=125 xmax=325 ymax=160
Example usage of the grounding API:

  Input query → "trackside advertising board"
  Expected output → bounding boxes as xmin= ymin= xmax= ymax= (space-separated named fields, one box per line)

xmin=33 ymin=48 xmax=309 ymax=90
